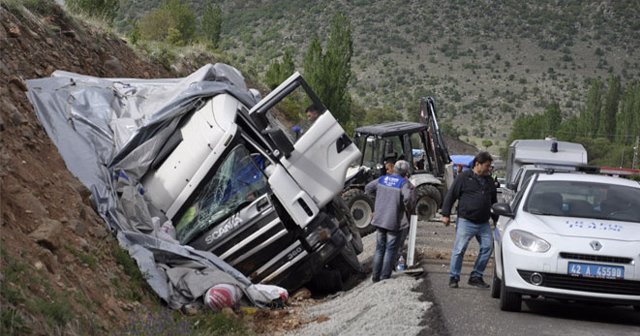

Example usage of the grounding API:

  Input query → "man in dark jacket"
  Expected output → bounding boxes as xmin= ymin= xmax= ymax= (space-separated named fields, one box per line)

xmin=441 ymin=151 xmax=497 ymax=289
xmin=365 ymin=160 xmax=414 ymax=282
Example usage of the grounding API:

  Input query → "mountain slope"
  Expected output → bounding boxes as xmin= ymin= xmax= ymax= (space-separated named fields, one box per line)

xmin=117 ymin=0 xmax=640 ymax=148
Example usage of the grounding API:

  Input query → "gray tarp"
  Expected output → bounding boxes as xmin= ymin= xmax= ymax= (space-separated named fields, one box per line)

xmin=26 ymin=63 xmax=282 ymax=309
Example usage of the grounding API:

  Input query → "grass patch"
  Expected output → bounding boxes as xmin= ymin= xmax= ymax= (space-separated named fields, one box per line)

xmin=118 ymin=307 xmax=253 ymax=336
xmin=111 ymin=246 xmax=154 ymax=302
xmin=1 ymin=307 xmax=31 ymax=336
xmin=191 ymin=311 xmax=254 ymax=336
xmin=66 ymin=246 xmax=98 ymax=269
xmin=33 ymin=294 xmax=74 ymax=327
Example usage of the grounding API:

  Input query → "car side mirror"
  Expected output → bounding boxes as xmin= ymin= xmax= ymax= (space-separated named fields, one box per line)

xmin=492 ymin=203 xmax=514 ymax=218
xmin=506 ymin=182 xmax=517 ymax=191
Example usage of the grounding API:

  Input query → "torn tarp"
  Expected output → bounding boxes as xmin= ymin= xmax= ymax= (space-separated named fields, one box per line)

xmin=26 ymin=63 xmax=283 ymax=309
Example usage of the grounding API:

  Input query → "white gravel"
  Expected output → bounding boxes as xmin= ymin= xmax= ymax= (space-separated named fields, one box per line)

xmin=283 ymin=233 xmax=432 ymax=336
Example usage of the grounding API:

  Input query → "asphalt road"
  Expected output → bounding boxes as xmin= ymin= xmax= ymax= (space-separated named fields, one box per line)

xmin=415 ymin=217 xmax=640 ymax=336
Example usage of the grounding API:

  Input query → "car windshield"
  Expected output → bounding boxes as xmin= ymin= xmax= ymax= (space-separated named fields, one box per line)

xmin=174 ymin=145 xmax=269 ymax=244
xmin=524 ymin=180 xmax=640 ymax=222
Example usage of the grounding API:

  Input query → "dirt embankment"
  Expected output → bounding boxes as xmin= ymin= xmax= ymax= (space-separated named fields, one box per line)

xmin=0 ymin=4 xmax=175 ymax=334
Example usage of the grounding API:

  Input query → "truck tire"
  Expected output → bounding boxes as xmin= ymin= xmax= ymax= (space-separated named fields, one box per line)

xmin=328 ymin=236 xmax=365 ymax=290
xmin=414 ymin=185 xmax=439 ymax=221
xmin=342 ymin=189 xmax=376 ymax=237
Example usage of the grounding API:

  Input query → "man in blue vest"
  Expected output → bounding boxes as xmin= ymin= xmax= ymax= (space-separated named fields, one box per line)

xmin=365 ymin=160 xmax=414 ymax=282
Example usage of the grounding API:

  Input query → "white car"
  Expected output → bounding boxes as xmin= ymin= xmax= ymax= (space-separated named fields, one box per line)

xmin=491 ymin=171 xmax=640 ymax=312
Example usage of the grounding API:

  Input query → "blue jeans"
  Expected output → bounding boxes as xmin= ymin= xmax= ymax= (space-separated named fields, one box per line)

xmin=372 ymin=228 xmax=399 ymax=281
xmin=449 ymin=217 xmax=493 ymax=280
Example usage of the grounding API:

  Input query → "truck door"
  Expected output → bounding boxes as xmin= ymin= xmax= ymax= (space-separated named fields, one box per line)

xmin=249 ymin=72 xmax=361 ymax=210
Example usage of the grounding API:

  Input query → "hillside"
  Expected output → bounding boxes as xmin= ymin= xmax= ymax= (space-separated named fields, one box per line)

xmin=116 ymin=0 xmax=640 ymax=151
xmin=0 ymin=3 xmax=182 ymax=334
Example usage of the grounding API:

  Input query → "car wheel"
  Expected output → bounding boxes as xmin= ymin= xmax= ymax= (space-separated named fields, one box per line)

xmin=490 ymin=263 xmax=501 ymax=299
xmin=499 ymin=264 xmax=522 ymax=312
xmin=414 ymin=185 xmax=439 ymax=221
xmin=342 ymin=189 xmax=375 ymax=237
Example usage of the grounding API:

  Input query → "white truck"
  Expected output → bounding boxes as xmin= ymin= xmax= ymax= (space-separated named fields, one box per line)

xmin=502 ymin=138 xmax=588 ymax=202
xmin=140 ymin=72 xmax=364 ymax=292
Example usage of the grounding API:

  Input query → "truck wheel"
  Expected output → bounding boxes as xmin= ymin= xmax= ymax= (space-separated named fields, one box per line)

xmin=414 ymin=185 xmax=439 ymax=221
xmin=342 ymin=189 xmax=375 ymax=237
xmin=328 ymin=238 xmax=365 ymax=290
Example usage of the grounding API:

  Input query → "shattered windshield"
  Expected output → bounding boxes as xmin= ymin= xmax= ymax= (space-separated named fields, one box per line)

xmin=175 ymin=145 xmax=269 ymax=244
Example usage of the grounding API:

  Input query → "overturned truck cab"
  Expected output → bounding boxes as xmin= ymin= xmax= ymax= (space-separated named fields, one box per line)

xmin=141 ymin=72 xmax=363 ymax=292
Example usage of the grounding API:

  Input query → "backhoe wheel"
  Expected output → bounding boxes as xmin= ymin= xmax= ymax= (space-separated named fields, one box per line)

xmin=414 ymin=185 xmax=439 ymax=221
xmin=342 ymin=189 xmax=375 ymax=237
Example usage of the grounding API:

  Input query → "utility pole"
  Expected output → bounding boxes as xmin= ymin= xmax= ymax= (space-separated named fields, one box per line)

xmin=632 ymin=135 xmax=639 ymax=170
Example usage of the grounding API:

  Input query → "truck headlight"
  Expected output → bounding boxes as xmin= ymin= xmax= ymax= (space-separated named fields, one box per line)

xmin=305 ymin=226 xmax=331 ymax=248
xmin=509 ymin=229 xmax=550 ymax=253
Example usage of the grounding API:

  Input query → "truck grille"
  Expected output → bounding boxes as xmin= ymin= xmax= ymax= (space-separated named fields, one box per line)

xmin=517 ymin=270 xmax=640 ymax=296
xmin=559 ymin=252 xmax=633 ymax=265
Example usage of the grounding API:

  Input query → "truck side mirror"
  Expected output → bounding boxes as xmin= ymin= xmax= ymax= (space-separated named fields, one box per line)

xmin=263 ymin=128 xmax=294 ymax=158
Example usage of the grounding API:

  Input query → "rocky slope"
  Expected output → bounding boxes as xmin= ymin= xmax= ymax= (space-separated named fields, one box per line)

xmin=0 ymin=4 xmax=175 ymax=334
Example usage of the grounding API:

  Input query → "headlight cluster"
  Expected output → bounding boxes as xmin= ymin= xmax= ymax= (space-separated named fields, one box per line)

xmin=305 ymin=224 xmax=331 ymax=248
xmin=509 ymin=229 xmax=551 ymax=252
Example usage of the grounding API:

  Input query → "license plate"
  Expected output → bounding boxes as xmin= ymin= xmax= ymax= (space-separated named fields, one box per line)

xmin=568 ymin=262 xmax=624 ymax=279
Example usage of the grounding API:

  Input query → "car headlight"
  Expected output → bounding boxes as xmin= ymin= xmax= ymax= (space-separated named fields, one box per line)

xmin=509 ymin=229 xmax=550 ymax=253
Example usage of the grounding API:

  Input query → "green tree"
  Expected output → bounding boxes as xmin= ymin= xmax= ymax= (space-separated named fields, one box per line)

xmin=303 ymin=37 xmax=324 ymax=94
xmin=201 ymin=3 xmax=222 ymax=48
xmin=66 ymin=0 xmax=119 ymax=21
xmin=600 ymin=75 xmax=621 ymax=141
xmin=138 ymin=0 xmax=196 ymax=45
xmin=616 ymin=81 xmax=640 ymax=144
xmin=303 ymin=13 xmax=353 ymax=126
xmin=482 ymin=139 xmax=493 ymax=149
xmin=543 ymin=102 xmax=562 ymax=136
xmin=579 ymin=79 xmax=603 ymax=138
xmin=507 ymin=114 xmax=546 ymax=144
xmin=265 ymin=50 xmax=295 ymax=89
xmin=323 ymin=13 xmax=353 ymax=125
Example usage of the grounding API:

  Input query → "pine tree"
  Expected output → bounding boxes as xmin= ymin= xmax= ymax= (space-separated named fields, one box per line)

xmin=303 ymin=13 xmax=353 ymax=125
xmin=579 ymin=79 xmax=603 ymax=138
xmin=201 ymin=4 xmax=222 ymax=48
xmin=616 ymin=82 xmax=640 ymax=144
xmin=543 ymin=102 xmax=562 ymax=136
xmin=600 ymin=75 xmax=621 ymax=141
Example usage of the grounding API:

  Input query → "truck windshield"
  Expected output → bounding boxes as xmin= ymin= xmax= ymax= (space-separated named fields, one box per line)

xmin=174 ymin=145 xmax=269 ymax=244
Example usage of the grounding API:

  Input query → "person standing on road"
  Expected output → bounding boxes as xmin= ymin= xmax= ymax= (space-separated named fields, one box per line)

xmin=441 ymin=151 xmax=497 ymax=289
xmin=365 ymin=160 xmax=414 ymax=282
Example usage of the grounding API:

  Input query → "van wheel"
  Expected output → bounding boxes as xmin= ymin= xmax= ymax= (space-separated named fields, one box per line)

xmin=414 ymin=185 xmax=439 ymax=221
xmin=342 ymin=189 xmax=375 ymax=237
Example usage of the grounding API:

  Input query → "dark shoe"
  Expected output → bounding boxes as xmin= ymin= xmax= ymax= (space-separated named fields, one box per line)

xmin=448 ymin=277 xmax=459 ymax=288
xmin=468 ymin=276 xmax=490 ymax=289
